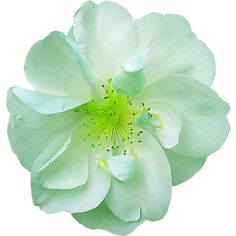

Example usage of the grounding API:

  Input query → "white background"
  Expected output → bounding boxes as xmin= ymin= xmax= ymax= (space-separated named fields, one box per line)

xmin=0 ymin=0 xmax=235 ymax=235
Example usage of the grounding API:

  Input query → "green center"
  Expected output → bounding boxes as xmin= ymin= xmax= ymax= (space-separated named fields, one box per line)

xmin=74 ymin=80 xmax=144 ymax=152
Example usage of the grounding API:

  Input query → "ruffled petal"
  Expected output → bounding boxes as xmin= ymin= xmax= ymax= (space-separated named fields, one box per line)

xmin=113 ymin=68 xmax=145 ymax=97
xmin=106 ymin=131 xmax=172 ymax=222
xmin=24 ymin=31 xmax=99 ymax=99
xmin=30 ymin=132 xmax=73 ymax=173
xmin=32 ymin=150 xmax=111 ymax=213
xmin=107 ymin=155 xmax=136 ymax=183
xmin=112 ymin=50 xmax=148 ymax=96
xmin=68 ymin=26 xmax=75 ymax=40
xmin=73 ymin=1 xmax=138 ymax=80
xmin=147 ymin=102 xmax=182 ymax=149
xmin=135 ymin=13 xmax=215 ymax=86
xmin=72 ymin=201 xmax=144 ymax=236
xmin=137 ymin=75 xmax=230 ymax=159
xmin=31 ymin=184 xmax=56 ymax=207
xmin=7 ymin=88 xmax=80 ymax=171
xmin=32 ymin=126 xmax=90 ymax=189
xmin=12 ymin=87 xmax=86 ymax=114
xmin=166 ymin=152 xmax=206 ymax=185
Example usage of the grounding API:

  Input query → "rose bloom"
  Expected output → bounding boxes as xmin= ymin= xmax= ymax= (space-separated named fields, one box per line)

xmin=7 ymin=1 xmax=229 ymax=235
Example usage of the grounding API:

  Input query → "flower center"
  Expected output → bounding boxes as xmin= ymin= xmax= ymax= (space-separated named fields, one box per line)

xmin=74 ymin=79 xmax=163 ymax=155
xmin=74 ymin=80 xmax=144 ymax=153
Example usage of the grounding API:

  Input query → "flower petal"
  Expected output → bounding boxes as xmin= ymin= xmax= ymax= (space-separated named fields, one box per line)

xmin=31 ymin=132 xmax=72 ymax=173
xmin=32 ymin=127 xmax=89 ymax=189
xmin=148 ymin=102 xmax=182 ymax=149
xmin=108 ymin=155 xmax=136 ymax=183
xmin=170 ymin=114 xmax=229 ymax=159
xmin=72 ymin=201 xmax=144 ymax=236
xmin=112 ymin=50 xmax=148 ymax=96
xmin=31 ymin=184 xmax=56 ymax=207
xmin=123 ymin=49 xmax=150 ymax=73
xmin=113 ymin=68 xmax=145 ymax=97
xmin=106 ymin=131 xmax=172 ymax=222
xmin=166 ymin=152 xmax=206 ymax=185
xmin=7 ymin=88 xmax=79 ymax=170
xmin=24 ymin=31 xmax=98 ymax=99
xmin=137 ymin=75 xmax=230 ymax=159
xmin=32 ymin=151 xmax=111 ymax=213
xmin=73 ymin=1 xmax=138 ymax=80
xmin=135 ymin=13 xmax=215 ymax=86
xmin=12 ymin=87 xmax=86 ymax=114
xmin=68 ymin=26 xmax=75 ymax=40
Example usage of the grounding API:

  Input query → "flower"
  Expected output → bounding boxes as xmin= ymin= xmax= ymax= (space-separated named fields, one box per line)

xmin=7 ymin=1 xmax=229 ymax=235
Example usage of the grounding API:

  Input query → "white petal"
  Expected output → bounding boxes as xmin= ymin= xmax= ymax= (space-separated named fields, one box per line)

xmin=24 ymin=31 xmax=99 ymax=99
xmin=135 ymin=13 xmax=215 ymax=86
xmin=73 ymin=1 xmax=138 ymax=80
xmin=31 ymin=184 xmax=56 ymax=207
xmin=123 ymin=49 xmax=150 ymax=72
xmin=33 ymin=150 xmax=111 ymax=213
xmin=31 ymin=132 xmax=72 ymax=173
xmin=172 ymin=114 xmax=230 ymax=159
xmin=12 ymin=87 xmax=86 ymax=114
xmin=7 ymin=88 xmax=79 ymax=170
xmin=166 ymin=152 xmax=206 ymax=185
xmin=108 ymin=155 xmax=136 ymax=183
xmin=148 ymin=102 xmax=182 ymax=149
xmin=106 ymin=131 xmax=172 ymax=222
xmin=32 ymin=127 xmax=90 ymax=189
xmin=137 ymin=75 xmax=230 ymax=158
xmin=112 ymin=50 xmax=148 ymax=96
xmin=68 ymin=26 xmax=75 ymax=40
xmin=73 ymin=201 xmax=144 ymax=235
xmin=112 ymin=68 xmax=145 ymax=96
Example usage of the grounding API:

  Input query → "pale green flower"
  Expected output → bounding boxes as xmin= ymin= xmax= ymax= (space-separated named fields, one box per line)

xmin=7 ymin=1 xmax=229 ymax=235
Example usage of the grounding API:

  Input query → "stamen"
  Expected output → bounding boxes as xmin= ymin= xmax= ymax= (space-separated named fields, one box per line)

xmin=77 ymin=79 xmax=146 ymax=152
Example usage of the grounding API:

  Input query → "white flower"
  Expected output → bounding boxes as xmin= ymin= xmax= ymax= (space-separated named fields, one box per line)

xmin=7 ymin=1 xmax=229 ymax=235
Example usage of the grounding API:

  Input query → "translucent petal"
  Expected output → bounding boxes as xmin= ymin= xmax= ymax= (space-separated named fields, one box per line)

xmin=73 ymin=1 xmax=138 ymax=80
xmin=136 ymin=75 xmax=229 ymax=184
xmin=32 ymin=152 xmax=111 ymax=213
xmin=112 ymin=50 xmax=148 ymax=96
xmin=107 ymin=155 xmax=136 ymax=183
xmin=137 ymin=75 xmax=230 ymax=158
xmin=32 ymin=126 xmax=90 ymax=189
xmin=7 ymin=88 xmax=80 ymax=170
xmin=166 ymin=152 xmax=207 ymax=185
xmin=73 ymin=201 xmax=144 ymax=236
xmin=24 ymin=31 xmax=99 ymax=99
xmin=12 ymin=87 xmax=86 ymax=114
xmin=68 ymin=26 xmax=75 ymax=40
xmin=148 ymin=102 xmax=182 ymax=149
xmin=106 ymin=131 xmax=172 ymax=222
xmin=135 ymin=13 xmax=215 ymax=86
xmin=113 ymin=68 xmax=145 ymax=96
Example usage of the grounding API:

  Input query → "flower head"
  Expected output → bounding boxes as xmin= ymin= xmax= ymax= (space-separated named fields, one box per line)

xmin=7 ymin=1 xmax=229 ymax=235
